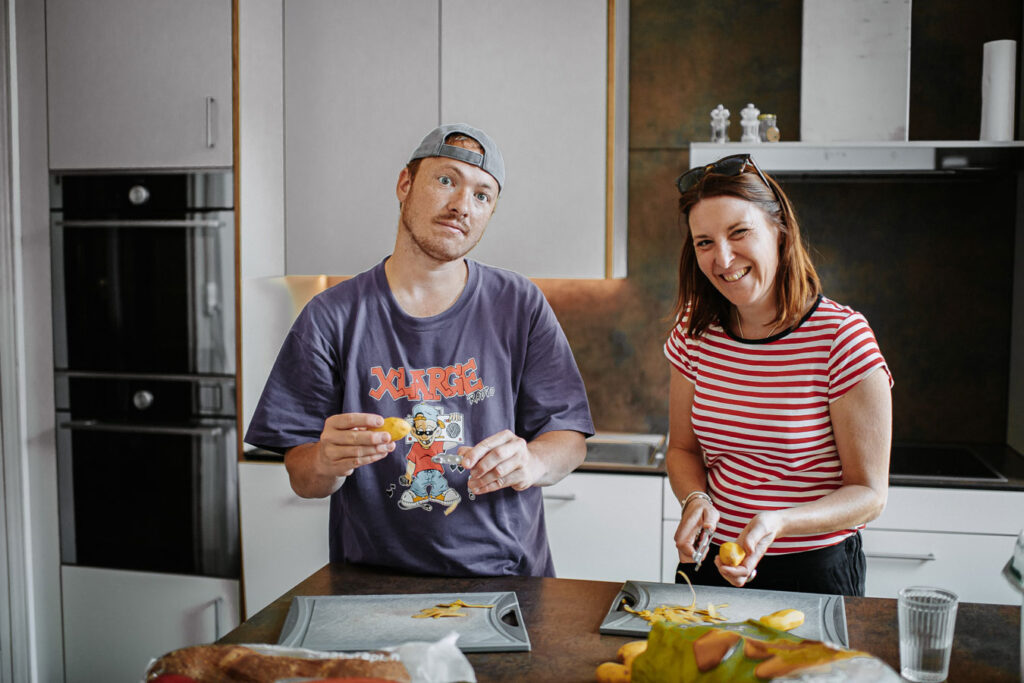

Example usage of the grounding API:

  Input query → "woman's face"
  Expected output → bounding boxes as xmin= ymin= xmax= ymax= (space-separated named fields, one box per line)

xmin=688 ymin=195 xmax=781 ymax=315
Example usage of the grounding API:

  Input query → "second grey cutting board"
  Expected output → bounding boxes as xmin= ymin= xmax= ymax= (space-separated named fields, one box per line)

xmin=599 ymin=580 xmax=848 ymax=646
xmin=277 ymin=591 xmax=530 ymax=653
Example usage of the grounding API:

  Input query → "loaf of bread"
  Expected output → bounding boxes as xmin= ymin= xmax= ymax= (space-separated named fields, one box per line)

xmin=144 ymin=643 xmax=411 ymax=682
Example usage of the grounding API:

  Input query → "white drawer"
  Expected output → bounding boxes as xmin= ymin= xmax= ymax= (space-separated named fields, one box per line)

xmin=872 ymin=487 xmax=1024 ymax=535
xmin=863 ymin=528 xmax=1019 ymax=605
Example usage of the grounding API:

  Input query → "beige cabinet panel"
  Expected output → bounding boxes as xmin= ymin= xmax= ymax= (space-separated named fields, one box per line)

xmin=46 ymin=0 xmax=233 ymax=169
xmin=441 ymin=0 xmax=613 ymax=278
xmin=283 ymin=0 xmax=439 ymax=275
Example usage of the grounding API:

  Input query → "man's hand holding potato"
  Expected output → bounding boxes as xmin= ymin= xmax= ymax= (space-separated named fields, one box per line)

xmin=286 ymin=412 xmax=403 ymax=498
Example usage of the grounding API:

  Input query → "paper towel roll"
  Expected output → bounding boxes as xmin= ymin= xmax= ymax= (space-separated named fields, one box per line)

xmin=980 ymin=39 xmax=1017 ymax=141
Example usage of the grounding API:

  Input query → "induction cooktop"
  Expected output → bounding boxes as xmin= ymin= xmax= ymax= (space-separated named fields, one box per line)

xmin=889 ymin=444 xmax=1006 ymax=482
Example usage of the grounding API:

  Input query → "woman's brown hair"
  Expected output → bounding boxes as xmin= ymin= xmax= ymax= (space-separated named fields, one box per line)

xmin=671 ymin=165 xmax=821 ymax=338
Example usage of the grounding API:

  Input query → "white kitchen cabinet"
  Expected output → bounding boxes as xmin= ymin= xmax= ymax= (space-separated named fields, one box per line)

xmin=239 ymin=461 xmax=330 ymax=618
xmin=282 ymin=0 xmax=627 ymax=278
xmin=543 ymin=472 xmax=662 ymax=583
xmin=46 ymin=0 xmax=233 ymax=169
xmin=863 ymin=486 xmax=1024 ymax=605
xmin=61 ymin=565 xmax=239 ymax=683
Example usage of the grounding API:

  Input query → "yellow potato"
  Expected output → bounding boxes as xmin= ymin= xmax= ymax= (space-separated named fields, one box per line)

xmin=595 ymin=661 xmax=631 ymax=683
xmin=718 ymin=542 xmax=746 ymax=567
xmin=616 ymin=640 xmax=647 ymax=669
xmin=759 ymin=608 xmax=805 ymax=631
xmin=371 ymin=417 xmax=412 ymax=441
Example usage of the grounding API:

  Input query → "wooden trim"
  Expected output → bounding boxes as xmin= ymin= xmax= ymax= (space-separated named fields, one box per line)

xmin=232 ymin=0 xmax=243 ymax=461
xmin=605 ymin=0 xmax=616 ymax=278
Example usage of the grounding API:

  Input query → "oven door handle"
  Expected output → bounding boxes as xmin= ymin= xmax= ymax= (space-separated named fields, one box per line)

xmin=60 ymin=420 xmax=224 ymax=436
xmin=55 ymin=219 xmax=224 ymax=229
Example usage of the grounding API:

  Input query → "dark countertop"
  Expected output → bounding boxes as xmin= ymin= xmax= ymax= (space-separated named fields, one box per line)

xmin=220 ymin=562 xmax=1022 ymax=682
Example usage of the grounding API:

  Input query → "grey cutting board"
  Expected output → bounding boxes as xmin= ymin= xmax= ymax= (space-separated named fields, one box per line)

xmin=599 ymin=580 xmax=848 ymax=646
xmin=277 ymin=592 xmax=530 ymax=653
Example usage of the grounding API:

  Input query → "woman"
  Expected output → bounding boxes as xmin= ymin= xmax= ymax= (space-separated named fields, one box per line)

xmin=665 ymin=154 xmax=892 ymax=596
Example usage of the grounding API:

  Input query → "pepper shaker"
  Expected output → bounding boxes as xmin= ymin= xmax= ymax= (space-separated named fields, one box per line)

xmin=740 ymin=103 xmax=760 ymax=143
xmin=710 ymin=104 xmax=730 ymax=143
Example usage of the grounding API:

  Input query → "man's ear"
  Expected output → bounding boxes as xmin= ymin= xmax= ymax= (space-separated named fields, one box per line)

xmin=396 ymin=167 xmax=413 ymax=203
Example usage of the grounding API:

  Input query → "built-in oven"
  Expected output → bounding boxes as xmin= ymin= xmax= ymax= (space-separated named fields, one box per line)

xmin=55 ymin=374 xmax=239 ymax=577
xmin=50 ymin=172 xmax=235 ymax=375
xmin=50 ymin=171 xmax=239 ymax=579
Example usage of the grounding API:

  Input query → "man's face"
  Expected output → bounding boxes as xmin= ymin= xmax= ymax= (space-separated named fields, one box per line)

xmin=395 ymin=155 xmax=498 ymax=264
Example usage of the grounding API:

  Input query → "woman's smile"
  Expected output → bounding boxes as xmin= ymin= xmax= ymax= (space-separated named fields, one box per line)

xmin=721 ymin=266 xmax=750 ymax=283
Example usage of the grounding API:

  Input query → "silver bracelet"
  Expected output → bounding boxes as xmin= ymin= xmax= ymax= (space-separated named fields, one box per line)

xmin=681 ymin=490 xmax=712 ymax=512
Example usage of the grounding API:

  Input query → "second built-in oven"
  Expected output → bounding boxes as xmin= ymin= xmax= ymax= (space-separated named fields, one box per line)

xmin=50 ymin=171 xmax=239 ymax=579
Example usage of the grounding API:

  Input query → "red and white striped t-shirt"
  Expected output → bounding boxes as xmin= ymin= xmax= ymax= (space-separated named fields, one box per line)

xmin=663 ymin=296 xmax=892 ymax=554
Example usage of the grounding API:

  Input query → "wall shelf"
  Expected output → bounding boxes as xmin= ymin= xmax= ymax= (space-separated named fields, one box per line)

xmin=690 ymin=141 xmax=1024 ymax=172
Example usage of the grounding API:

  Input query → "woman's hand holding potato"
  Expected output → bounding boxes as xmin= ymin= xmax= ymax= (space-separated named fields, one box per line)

xmin=715 ymin=510 xmax=784 ymax=587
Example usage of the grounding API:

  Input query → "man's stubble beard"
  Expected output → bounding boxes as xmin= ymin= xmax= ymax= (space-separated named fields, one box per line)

xmin=398 ymin=203 xmax=485 ymax=264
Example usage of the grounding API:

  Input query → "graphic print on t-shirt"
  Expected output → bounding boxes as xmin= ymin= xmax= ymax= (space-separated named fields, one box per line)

xmin=369 ymin=357 xmax=496 ymax=516
xmin=396 ymin=402 xmax=468 ymax=514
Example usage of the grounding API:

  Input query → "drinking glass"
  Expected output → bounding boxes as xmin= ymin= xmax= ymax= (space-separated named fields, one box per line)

xmin=898 ymin=586 xmax=959 ymax=682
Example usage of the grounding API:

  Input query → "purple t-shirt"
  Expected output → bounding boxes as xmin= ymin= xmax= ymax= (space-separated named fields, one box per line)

xmin=245 ymin=258 xmax=594 ymax=577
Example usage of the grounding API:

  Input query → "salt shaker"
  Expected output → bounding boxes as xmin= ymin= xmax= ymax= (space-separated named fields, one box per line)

xmin=740 ymin=103 xmax=760 ymax=143
xmin=710 ymin=104 xmax=730 ymax=143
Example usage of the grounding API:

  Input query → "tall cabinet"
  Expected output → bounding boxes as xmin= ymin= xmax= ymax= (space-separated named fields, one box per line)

xmin=282 ymin=0 xmax=628 ymax=278
xmin=44 ymin=2 xmax=238 ymax=681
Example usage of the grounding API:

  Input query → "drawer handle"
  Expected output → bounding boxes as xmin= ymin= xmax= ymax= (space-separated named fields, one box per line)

xmin=542 ymin=493 xmax=576 ymax=501
xmin=866 ymin=552 xmax=936 ymax=562
xmin=206 ymin=96 xmax=216 ymax=148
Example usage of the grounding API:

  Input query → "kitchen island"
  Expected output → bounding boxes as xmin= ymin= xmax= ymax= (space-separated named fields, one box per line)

xmin=220 ymin=562 xmax=1021 ymax=682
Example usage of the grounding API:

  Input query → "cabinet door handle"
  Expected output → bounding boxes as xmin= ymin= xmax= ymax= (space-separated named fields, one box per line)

xmin=56 ymin=219 xmax=224 ymax=229
xmin=542 ymin=493 xmax=576 ymax=501
xmin=865 ymin=552 xmax=936 ymax=562
xmin=60 ymin=420 xmax=223 ymax=436
xmin=212 ymin=596 xmax=224 ymax=640
xmin=206 ymin=96 xmax=216 ymax=149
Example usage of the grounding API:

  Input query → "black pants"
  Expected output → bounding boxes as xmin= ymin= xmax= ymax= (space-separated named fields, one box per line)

xmin=675 ymin=533 xmax=866 ymax=596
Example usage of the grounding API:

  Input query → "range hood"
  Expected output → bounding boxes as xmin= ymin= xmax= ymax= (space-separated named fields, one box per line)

xmin=690 ymin=141 xmax=1024 ymax=173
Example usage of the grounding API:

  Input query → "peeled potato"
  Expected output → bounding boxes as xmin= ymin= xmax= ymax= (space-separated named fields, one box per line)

xmin=718 ymin=542 xmax=746 ymax=567
xmin=595 ymin=661 xmax=631 ymax=683
xmin=617 ymin=640 xmax=647 ymax=669
xmin=371 ymin=417 xmax=412 ymax=441
xmin=759 ymin=608 xmax=805 ymax=631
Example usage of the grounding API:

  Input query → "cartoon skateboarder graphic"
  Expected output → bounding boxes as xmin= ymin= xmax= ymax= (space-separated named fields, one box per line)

xmin=398 ymin=403 xmax=464 ymax=513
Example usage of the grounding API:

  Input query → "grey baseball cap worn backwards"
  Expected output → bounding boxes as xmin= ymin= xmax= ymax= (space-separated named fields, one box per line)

xmin=409 ymin=123 xmax=505 ymax=191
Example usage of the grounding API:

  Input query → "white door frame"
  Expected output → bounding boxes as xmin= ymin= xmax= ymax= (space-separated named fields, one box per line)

xmin=1 ymin=0 xmax=32 ymax=679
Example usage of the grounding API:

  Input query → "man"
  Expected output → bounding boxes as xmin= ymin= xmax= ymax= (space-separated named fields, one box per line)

xmin=245 ymin=123 xmax=594 ymax=577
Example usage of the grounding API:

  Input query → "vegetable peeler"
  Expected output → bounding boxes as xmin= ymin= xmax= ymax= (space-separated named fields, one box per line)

xmin=692 ymin=529 xmax=712 ymax=571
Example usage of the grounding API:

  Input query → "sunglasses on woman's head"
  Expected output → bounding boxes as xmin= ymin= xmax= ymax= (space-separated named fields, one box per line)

xmin=675 ymin=153 xmax=780 ymax=204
